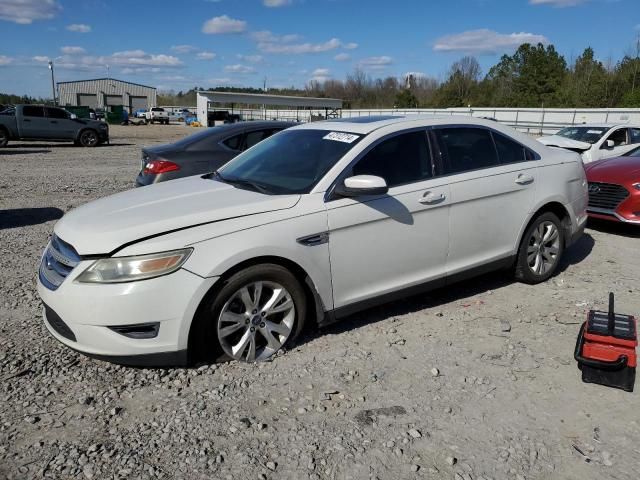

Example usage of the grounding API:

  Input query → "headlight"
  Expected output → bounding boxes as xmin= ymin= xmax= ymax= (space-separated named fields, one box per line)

xmin=75 ymin=249 xmax=192 ymax=284
xmin=633 ymin=183 xmax=640 ymax=191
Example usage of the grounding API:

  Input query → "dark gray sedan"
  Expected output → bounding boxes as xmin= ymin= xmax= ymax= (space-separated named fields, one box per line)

xmin=135 ymin=121 xmax=296 ymax=186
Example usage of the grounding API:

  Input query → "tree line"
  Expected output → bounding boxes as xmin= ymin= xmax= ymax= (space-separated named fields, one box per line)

xmin=160 ymin=43 xmax=640 ymax=110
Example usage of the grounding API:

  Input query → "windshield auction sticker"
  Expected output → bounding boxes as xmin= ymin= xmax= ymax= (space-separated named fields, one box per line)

xmin=323 ymin=132 xmax=360 ymax=143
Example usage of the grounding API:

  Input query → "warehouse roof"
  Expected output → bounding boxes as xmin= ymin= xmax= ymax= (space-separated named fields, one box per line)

xmin=196 ymin=90 xmax=342 ymax=109
xmin=57 ymin=78 xmax=156 ymax=89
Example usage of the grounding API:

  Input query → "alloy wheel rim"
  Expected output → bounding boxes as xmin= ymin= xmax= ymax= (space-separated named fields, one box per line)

xmin=527 ymin=221 xmax=560 ymax=276
xmin=217 ymin=281 xmax=295 ymax=362
xmin=84 ymin=132 xmax=97 ymax=145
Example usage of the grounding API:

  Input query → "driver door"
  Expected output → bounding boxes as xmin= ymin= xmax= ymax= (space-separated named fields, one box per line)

xmin=600 ymin=128 xmax=635 ymax=159
xmin=325 ymin=129 xmax=450 ymax=311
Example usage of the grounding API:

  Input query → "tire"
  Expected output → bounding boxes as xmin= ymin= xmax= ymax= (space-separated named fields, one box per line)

xmin=192 ymin=264 xmax=307 ymax=364
xmin=0 ymin=128 xmax=8 ymax=147
xmin=515 ymin=212 xmax=564 ymax=284
xmin=78 ymin=129 xmax=99 ymax=147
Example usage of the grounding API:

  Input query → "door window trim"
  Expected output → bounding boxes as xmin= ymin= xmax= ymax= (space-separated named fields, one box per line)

xmin=601 ymin=127 xmax=629 ymax=149
xmin=324 ymin=126 xmax=436 ymax=202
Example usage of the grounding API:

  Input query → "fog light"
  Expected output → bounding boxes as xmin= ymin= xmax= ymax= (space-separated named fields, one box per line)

xmin=108 ymin=322 xmax=160 ymax=339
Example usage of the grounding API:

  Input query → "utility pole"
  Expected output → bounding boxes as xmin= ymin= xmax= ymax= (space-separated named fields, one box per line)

xmin=48 ymin=60 xmax=57 ymax=106
xmin=632 ymin=34 xmax=640 ymax=95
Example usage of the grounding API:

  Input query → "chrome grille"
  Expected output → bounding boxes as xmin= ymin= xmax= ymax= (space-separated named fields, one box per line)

xmin=587 ymin=182 xmax=629 ymax=211
xmin=39 ymin=235 xmax=81 ymax=291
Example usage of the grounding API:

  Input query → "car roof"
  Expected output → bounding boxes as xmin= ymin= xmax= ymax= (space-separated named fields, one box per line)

xmin=563 ymin=123 xmax=639 ymax=129
xmin=292 ymin=114 xmax=517 ymax=135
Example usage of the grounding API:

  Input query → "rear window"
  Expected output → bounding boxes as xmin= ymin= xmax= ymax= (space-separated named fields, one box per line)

xmin=436 ymin=127 xmax=499 ymax=174
xmin=151 ymin=107 xmax=164 ymax=112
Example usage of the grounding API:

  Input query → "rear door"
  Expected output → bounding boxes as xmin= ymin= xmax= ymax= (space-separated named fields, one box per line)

xmin=19 ymin=105 xmax=48 ymax=138
xmin=433 ymin=126 xmax=537 ymax=276
xmin=44 ymin=107 xmax=76 ymax=139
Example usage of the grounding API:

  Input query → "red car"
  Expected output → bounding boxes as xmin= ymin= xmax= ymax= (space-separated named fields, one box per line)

xmin=584 ymin=146 xmax=640 ymax=224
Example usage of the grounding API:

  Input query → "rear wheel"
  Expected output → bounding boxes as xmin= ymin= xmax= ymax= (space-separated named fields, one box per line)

xmin=78 ymin=129 xmax=99 ymax=147
xmin=0 ymin=128 xmax=8 ymax=147
xmin=192 ymin=264 xmax=307 ymax=363
xmin=515 ymin=212 xmax=564 ymax=284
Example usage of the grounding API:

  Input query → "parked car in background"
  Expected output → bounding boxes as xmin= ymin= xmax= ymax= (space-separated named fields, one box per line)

xmin=0 ymin=104 xmax=108 ymax=147
xmin=38 ymin=116 xmax=587 ymax=366
xmin=94 ymin=108 xmax=105 ymax=121
xmin=136 ymin=121 xmax=296 ymax=186
xmin=538 ymin=124 xmax=640 ymax=163
xmin=584 ymin=145 xmax=640 ymax=225
xmin=134 ymin=109 xmax=148 ymax=119
xmin=144 ymin=107 xmax=170 ymax=125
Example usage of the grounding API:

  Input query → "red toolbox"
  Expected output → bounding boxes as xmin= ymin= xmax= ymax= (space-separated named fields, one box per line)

xmin=575 ymin=293 xmax=637 ymax=392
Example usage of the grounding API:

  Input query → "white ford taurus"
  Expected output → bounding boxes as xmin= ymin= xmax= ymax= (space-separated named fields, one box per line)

xmin=37 ymin=115 xmax=588 ymax=366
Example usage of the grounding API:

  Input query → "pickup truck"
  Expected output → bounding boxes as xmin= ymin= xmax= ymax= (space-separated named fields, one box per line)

xmin=144 ymin=107 xmax=170 ymax=125
xmin=0 ymin=104 xmax=109 ymax=147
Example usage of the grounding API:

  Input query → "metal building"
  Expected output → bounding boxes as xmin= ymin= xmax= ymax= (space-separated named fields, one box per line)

xmin=57 ymin=78 xmax=157 ymax=112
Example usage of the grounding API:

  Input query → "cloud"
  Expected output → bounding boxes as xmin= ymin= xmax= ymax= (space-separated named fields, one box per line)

xmin=529 ymin=0 xmax=588 ymax=6
xmin=0 ymin=0 xmax=61 ymax=24
xmin=60 ymin=46 xmax=86 ymax=55
xmin=0 ymin=55 xmax=13 ymax=66
xmin=224 ymin=64 xmax=256 ymax=74
xmin=46 ymin=50 xmax=183 ymax=72
xmin=32 ymin=55 xmax=50 ymax=62
xmin=334 ymin=53 xmax=351 ymax=61
xmin=258 ymin=37 xmax=342 ymax=54
xmin=197 ymin=51 xmax=217 ymax=60
xmin=263 ymin=0 xmax=292 ymax=6
xmin=171 ymin=44 xmax=198 ymax=54
xmin=344 ymin=42 xmax=358 ymax=50
xmin=66 ymin=23 xmax=91 ymax=32
xmin=251 ymin=30 xmax=301 ymax=43
xmin=433 ymin=29 xmax=549 ymax=54
xmin=237 ymin=54 xmax=264 ymax=63
xmin=358 ymin=56 xmax=393 ymax=70
xmin=312 ymin=68 xmax=330 ymax=76
xmin=202 ymin=15 xmax=247 ymax=34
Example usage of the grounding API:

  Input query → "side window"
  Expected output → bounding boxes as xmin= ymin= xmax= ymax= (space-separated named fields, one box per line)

xmin=222 ymin=133 xmax=244 ymax=151
xmin=492 ymin=132 xmax=527 ymax=164
xmin=45 ymin=107 xmax=69 ymax=119
xmin=23 ymin=106 xmax=44 ymax=117
xmin=605 ymin=128 xmax=628 ymax=147
xmin=244 ymin=129 xmax=274 ymax=150
xmin=352 ymin=131 xmax=431 ymax=187
xmin=436 ymin=128 xmax=499 ymax=174
xmin=630 ymin=128 xmax=640 ymax=144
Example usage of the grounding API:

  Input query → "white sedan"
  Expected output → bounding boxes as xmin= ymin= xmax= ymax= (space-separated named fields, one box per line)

xmin=538 ymin=124 xmax=640 ymax=163
xmin=37 ymin=115 xmax=588 ymax=366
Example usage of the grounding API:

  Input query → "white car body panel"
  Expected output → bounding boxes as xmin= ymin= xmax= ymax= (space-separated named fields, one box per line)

xmin=538 ymin=124 xmax=640 ymax=163
xmin=37 ymin=114 xmax=588 ymax=364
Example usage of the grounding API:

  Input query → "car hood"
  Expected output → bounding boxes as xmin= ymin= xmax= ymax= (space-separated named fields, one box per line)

xmin=584 ymin=155 xmax=640 ymax=184
xmin=537 ymin=135 xmax=592 ymax=151
xmin=55 ymin=176 xmax=300 ymax=255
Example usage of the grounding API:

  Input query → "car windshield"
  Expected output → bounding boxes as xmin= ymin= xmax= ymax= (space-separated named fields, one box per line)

xmin=217 ymin=129 xmax=363 ymax=194
xmin=624 ymin=146 xmax=640 ymax=157
xmin=556 ymin=127 xmax=607 ymax=144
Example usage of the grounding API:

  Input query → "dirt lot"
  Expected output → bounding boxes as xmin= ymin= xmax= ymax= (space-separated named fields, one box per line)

xmin=1 ymin=124 xmax=639 ymax=480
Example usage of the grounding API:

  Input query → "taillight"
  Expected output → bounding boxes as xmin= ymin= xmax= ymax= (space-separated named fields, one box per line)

xmin=143 ymin=160 xmax=180 ymax=174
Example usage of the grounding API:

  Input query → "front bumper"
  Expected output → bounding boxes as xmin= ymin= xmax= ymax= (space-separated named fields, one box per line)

xmin=37 ymin=266 xmax=218 ymax=366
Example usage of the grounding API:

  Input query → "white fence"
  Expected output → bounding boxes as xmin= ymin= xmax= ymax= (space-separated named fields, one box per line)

xmin=237 ymin=107 xmax=640 ymax=135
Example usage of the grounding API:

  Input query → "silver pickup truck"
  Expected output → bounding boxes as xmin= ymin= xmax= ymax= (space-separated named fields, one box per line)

xmin=0 ymin=104 xmax=109 ymax=147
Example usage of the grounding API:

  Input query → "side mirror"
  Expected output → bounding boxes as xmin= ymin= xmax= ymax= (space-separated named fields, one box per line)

xmin=604 ymin=139 xmax=614 ymax=149
xmin=335 ymin=175 xmax=388 ymax=197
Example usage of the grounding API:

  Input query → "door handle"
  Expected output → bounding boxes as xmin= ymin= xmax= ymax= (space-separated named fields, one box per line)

xmin=419 ymin=192 xmax=446 ymax=205
xmin=515 ymin=174 xmax=534 ymax=185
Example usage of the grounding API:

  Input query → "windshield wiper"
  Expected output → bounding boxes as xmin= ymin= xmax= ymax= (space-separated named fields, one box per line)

xmin=219 ymin=175 xmax=272 ymax=194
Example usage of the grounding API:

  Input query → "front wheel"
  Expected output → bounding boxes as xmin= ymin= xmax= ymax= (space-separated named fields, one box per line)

xmin=515 ymin=212 xmax=564 ymax=284
xmin=192 ymin=264 xmax=307 ymax=363
xmin=78 ymin=129 xmax=99 ymax=147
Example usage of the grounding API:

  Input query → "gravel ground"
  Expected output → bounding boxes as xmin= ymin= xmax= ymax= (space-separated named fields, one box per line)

xmin=1 ymin=124 xmax=639 ymax=480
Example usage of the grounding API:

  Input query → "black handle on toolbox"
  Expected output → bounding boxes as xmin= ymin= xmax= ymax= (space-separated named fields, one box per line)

xmin=574 ymin=322 xmax=628 ymax=371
